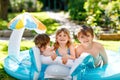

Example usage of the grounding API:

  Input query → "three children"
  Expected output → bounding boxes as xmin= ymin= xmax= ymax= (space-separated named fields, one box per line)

xmin=33 ymin=26 xmax=108 ymax=79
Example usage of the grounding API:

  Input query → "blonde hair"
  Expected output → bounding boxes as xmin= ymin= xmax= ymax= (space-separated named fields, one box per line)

xmin=34 ymin=33 xmax=50 ymax=49
xmin=54 ymin=28 xmax=71 ymax=50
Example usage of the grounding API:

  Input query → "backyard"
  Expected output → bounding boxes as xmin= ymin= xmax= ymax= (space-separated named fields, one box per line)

xmin=0 ymin=0 xmax=120 ymax=79
xmin=0 ymin=11 xmax=120 ymax=80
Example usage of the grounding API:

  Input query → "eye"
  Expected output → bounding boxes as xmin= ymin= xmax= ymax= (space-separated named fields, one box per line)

xmin=58 ymin=34 xmax=61 ymax=37
xmin=87 ymin=34 xmax=90 ymax=37
xmin=64 ymin=34 xmax=67 ymax=37
xmin=80 ymin=36 xmax=84 ymax=38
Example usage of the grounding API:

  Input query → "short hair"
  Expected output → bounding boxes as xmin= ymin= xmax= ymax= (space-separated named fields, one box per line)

xmin=77 ymin=25 xmax=94 ymax=37
xmin=34 ymin=33 xmax=50 ymax=48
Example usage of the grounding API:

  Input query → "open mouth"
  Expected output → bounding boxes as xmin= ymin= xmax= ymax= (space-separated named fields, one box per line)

xmin=84 ymin=40 xmax=89 ymax=43
xmin=60 ymin=39 xmax=66 ymax=41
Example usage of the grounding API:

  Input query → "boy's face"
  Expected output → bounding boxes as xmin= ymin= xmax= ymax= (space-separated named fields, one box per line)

xmin=56 ymin=31 xmax=69 ymax=44
xmin=78 ymin=32 xmax=93 ymax=47
xmin=40 ymin=42 xmax=50 ymax=52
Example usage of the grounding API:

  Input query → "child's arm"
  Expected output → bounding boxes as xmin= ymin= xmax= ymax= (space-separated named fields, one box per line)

xmin=75 ymin=45 xmax=82 ymax=58
xmin=99 ymin=44 xmax=108 ymax=64
xmin=68 ymin=44 xmax=76 ymax=60
xmin=61 ymin=44 xmax=75 ymax=64
xmin=43 ymin=46 xmax=57 ymax=60
xmin=50 ymin=51 xmax=57 ymax=61
xmin=42 ymin=48 xmax=52 ymax=56
xmin=42 ymin=46 xmax=55 ymax=56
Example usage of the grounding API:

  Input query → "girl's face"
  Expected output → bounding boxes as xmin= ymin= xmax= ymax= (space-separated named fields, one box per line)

xmin=78 ymin=32 xmax=93 ymax=47
xmin=56 ymin=31 xmax=69 ymax=44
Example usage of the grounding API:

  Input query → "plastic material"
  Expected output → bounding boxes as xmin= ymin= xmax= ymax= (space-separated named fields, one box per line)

xmin=4 ymin=48 xmax=120 ymax=80
xmin=70 ymin=51 xmax=120 ymax=80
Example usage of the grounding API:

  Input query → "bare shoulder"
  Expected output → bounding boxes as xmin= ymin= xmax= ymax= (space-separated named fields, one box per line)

xmin=93 ymin=42 xmax=105 ymax=51
xmin=75 ymin=44 xmax=83 ymax=58
xmin=94 ymin=42 xmax=103 ymax=48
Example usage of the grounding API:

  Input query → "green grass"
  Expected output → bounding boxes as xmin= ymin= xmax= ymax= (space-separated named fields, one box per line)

xmin=96 ymin=40 xmax=120 ymax=52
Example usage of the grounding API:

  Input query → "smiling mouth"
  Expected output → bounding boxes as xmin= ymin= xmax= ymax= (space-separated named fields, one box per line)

xmin=84 ymin=40 xmax=89 ymax=43
xmin=60 ymin=40 xmax=65 ymax=41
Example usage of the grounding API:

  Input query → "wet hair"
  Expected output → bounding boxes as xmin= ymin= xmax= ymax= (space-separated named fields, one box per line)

xmin=54 ymin=28 xmax=71 ymax=50
xmin=77 ymin=25 xmax=94 ymax=37
xmin=34 ymin=33 xmax=50 ymax=49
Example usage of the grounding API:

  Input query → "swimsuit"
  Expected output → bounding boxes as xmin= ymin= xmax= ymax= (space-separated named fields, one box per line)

xmin=55 ymin=48 xmax=70 ymax=56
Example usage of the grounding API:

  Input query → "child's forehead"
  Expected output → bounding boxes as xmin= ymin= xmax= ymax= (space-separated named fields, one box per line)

xmin=58 ymin=31 xmax=67 ymax=34
xmin=79 ymin=31 xmax=91 ymax=36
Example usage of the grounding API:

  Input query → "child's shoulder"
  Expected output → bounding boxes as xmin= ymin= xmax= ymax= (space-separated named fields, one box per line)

xmin=94 ymin=41 xmax=102 ymax=45
xmin=93 ymin=41 xmax=104 ymax=48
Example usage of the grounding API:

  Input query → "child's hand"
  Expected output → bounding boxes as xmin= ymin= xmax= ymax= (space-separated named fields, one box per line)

xmin=62 ymin=55 xmax=68 ymax=64
xmin=51 ymin=52 xmax=57 ymax=61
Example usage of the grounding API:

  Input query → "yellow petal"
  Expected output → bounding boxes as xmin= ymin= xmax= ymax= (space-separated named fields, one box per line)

xmin=16 ymin=19 xmax=24 ymax=29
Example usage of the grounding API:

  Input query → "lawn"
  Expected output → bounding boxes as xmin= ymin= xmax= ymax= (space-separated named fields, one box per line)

xmin=97 ymin=40 xmax=120 ymax=52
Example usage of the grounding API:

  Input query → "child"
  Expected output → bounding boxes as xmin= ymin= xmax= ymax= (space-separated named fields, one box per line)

xmin=53 ymin=28 xmax=76 ymax=64
xmin=33 ymin=33 xmax=56 ymax=80
xmin=34 ymin=33 xmax=56 ymax=59
xmin=75 ymin=25 xmax=108 ymax=67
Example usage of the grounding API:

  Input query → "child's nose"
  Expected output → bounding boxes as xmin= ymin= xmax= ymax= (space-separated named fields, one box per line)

xmin=84 ymin=36 xmax=88 ymax=40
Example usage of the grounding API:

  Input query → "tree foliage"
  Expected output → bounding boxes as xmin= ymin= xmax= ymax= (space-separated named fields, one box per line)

xmin=68 ymin=0 xmax=120 ymax=32
xmin=68 ymin=0 xmax=87 ymax=21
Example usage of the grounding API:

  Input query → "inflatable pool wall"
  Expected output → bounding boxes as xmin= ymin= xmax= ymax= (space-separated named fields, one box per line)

xmin=70 ymin=50 xmax=120 ymax=80
xmin=4 ymin=46 xmax=74 ymax=79
xmin=4 ymin=44 xmax=120 ymax=80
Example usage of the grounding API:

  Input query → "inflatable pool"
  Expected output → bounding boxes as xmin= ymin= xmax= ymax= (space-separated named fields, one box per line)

xmin=4 ymin=46 xmax=74 ymax=80
xmin=4 ymin=13 xmax=120 ymax=80
xmin=70 ymin=51 xmax=120 ymax=80
xmin=4 ymin=47 xmax=120 ymax=80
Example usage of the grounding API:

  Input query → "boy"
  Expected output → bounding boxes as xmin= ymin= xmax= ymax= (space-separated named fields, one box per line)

xmin=30 ymin=33 xmax=56 ymax=80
